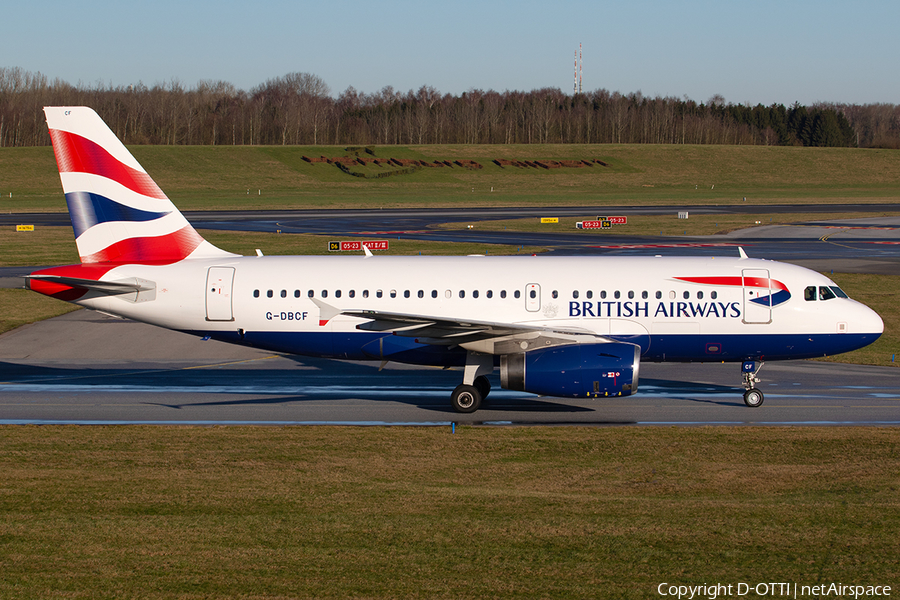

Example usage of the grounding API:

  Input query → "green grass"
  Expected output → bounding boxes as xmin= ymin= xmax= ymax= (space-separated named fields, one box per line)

xmin=3 ymin=144 xmax=899 ymax=212
xmin=0 ymin=426 xmax=897 ymax=599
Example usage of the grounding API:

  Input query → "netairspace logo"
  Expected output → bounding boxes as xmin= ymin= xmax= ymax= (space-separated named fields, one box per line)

xmin=656 ymin=582 xmax=892 ymax=599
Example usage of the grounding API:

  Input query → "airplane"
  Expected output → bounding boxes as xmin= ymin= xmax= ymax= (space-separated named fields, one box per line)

xmin=26 ymin=106 xmax=884 ymax=413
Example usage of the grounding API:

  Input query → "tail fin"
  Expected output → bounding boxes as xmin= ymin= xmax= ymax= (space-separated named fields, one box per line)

xmin=44 ymin=106 xmax=235 ymax=264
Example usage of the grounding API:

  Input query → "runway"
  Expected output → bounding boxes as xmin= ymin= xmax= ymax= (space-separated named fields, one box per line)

xmin=1 ymin=311 xmax=897 ymax=426
xmin=2 ymin=205 xmax=898 ymax=426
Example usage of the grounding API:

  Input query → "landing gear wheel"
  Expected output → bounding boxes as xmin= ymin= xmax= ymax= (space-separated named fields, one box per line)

xmin=451 ymin=384 xmax=482 ymax=414
xmin=743 ymin=388 xmax=765 ymax=408
xmin=473 ymin=375 xmax=491 ymax=401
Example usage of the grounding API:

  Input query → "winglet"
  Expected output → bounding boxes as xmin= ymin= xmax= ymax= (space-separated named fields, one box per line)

xmin=738 ymin=247 xmax=749 ymax=259
xmin=363 ymin=245 xmax=374 ymax=258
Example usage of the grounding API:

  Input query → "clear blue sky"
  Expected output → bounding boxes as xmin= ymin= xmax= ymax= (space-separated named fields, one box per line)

xmin=5 ymin=0 xmax=898 ymax=105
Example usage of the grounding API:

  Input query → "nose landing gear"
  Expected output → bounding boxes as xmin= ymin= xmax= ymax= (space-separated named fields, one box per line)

xmin=741 ymin=360 xmax=765 ymax=407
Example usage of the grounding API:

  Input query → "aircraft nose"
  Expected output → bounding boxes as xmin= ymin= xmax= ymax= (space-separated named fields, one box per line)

xmin=855 ymin=301 xmax=884 ymax=335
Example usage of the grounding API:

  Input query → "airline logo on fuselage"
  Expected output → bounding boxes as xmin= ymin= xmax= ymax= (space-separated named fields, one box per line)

xmin=567 ymin=276 xmax=791 ymax=319
xmin=569 ymin=300 xmax=741 ymax=319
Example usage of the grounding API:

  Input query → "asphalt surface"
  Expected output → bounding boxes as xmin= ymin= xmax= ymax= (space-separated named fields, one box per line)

xmin=1 ymin=311 xmax=898 ymax=426
xmin=2 ymin=204 xmax=898 ymax=426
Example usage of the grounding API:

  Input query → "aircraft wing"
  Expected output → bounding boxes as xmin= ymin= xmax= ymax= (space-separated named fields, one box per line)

xmin=336 ymin=306 xmax=610 ymax=355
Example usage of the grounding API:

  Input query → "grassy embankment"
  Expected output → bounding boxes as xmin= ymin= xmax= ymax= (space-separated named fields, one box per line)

xmin=0 ymin=426 xmax=898 ymax=599
xmin=3 ymin=143 xmax=900 ymax=211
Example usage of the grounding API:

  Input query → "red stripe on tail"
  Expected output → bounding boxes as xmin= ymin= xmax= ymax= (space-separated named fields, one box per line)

xmin=49 ymin=129 xmax=166 ymax=200
xmin=79 ymin=225 xmax=205 ymax=264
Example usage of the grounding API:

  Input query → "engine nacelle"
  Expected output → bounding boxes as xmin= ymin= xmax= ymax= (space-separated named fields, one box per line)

xmin=500 ymin=342 xmax=640 ymax=398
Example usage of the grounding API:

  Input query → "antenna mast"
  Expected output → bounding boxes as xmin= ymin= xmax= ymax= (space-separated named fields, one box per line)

xmin=573 ymin=43 xmax=583 ymax=94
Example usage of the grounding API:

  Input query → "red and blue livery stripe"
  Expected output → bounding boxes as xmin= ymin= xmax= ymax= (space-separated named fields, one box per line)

xmin=674 ymin=276 xmax=791 ymax=307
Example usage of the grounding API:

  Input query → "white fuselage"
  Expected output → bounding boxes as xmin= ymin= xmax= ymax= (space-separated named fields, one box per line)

xmin=67 ymin=254 xmax=884 ymax=366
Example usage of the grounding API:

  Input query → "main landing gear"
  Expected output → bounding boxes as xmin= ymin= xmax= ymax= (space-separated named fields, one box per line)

xmin=741 ymin=360 xmax=765 ymax=407
xmin=450 ymin=352 xmax=493 ymax=413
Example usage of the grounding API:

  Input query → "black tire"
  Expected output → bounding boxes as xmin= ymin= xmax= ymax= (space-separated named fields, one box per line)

xmin=451 ymin=384 xmax=482 ymax=413
xmin=473 ymin=375 xmax=491 ymax=401
xmin=743 ymin=388 xmax=764 ymax=408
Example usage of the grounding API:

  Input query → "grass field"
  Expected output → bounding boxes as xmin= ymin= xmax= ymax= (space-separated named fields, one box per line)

xmin=2 ymin=144 xmax=900 ymax=212
xmin=0 ymin=426 xmax=897 ymax=599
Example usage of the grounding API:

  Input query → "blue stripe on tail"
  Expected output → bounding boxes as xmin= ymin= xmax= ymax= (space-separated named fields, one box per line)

xmin=66 ymin=191 xmax=171 ymax=238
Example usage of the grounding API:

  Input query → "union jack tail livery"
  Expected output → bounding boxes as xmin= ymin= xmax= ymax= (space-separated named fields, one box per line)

xmin=44 ymin=106 xmax=233 ymax=264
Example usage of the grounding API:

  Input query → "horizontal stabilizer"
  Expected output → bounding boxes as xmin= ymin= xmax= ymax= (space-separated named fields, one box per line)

xmin=26 ymin=274 xmax=156 ymax=302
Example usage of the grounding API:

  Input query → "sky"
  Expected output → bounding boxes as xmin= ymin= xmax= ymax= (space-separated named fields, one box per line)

xmin=4 ymin=0 xmax=898 ymax=106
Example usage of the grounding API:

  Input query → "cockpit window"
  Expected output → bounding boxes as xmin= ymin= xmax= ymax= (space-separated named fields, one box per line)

xmin=806 ymin=285 xmax=849 ymax=301
xmin=818 ymin=286 xmax=837 ymax=301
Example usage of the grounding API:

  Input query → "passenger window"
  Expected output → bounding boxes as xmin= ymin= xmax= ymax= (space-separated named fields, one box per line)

xmin=805 ymin=286 xmax=816 ymax=301
xmin=529 ymin=290 xmax=536 ymax=299
xmin=656 ymin=291 xmax=662 ymax=299
xmin=348 ymin=290 xmax=355 ymax=298
xmin=473 ymin=290 xmax=479 ymax=299
xmin=308 ymin=290 xmax=314 ymax=298
xmin=552 ymin=290 xmax=558 ymax=299
xmin=459 ymin=290 xmax=465 ymax=298
xmin=418 ymin=290 xmax=424 ymax=298
xmin=697 ymin=291 xmax=703 ymax=300
xmin=445 ymin=290 xmax=452 ymax=299
xmin=572 ymin=291 xmax=579 ymax=299
xmin=376 ymin=290 xmax=383 ymax=298
xmin=253 ymin=290 xmax=260 ymax=298
xmin=294 ymin=290 xmax=301 ymax=298
xmin=628 ymin=291 xmax=634 ymax=299
xmin=363 ymin=290 xmax=369 ymax=298
xmin=586 ymin=290 xmax=593 ymax=299
xmin=335 ymin=290 xmax=341 ymax=298
xmin=683 ymin=291 xmax=690 ymax=299
xmin=514 ymin=290 xmax=521 ymax=299
xmin=487 ymin=290 xmax=493 ymax=298
xmin=321 ymin=290 xmax=328 ymax=298
xmin=390 ymin=290 xmax=397 ymax=298
xmin=267 ymin=290 xmax=273 ymax=298
xmin=711 ymin=291 xmax=717 ymax=300
xmin=614 ymin=291 xmax=621 ymax=299
xmin=404 ymin=290 xmax=410 ymax=298
xmin=281 ymin=290 xmax=287 ymax=298
xmin=669 ymin=291 xmax=676 ymax=299
xmin=501 ymin=290 xmax=507 ymax=299
xmin=600 ymin=291 xmax=607 ymax=299
xmin=642 ymin=291 xmax=648 ymax=299
xmin=431 ymin=290 xmax=438 ymax=298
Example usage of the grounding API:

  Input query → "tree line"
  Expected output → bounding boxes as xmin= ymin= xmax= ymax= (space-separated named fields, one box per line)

xmin=2 ymin=66 xmax=898 ymax=149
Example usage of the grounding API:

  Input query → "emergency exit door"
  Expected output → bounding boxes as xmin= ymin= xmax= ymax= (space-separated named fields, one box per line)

xmin=742 ymin=268 xmax=772 ymax=324
xmin=206 ymin=267 xmax=235 ymax=321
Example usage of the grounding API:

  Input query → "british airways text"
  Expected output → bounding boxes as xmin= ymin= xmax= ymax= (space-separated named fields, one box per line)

xmin=569 ymin=301 xmax=742 ymax=319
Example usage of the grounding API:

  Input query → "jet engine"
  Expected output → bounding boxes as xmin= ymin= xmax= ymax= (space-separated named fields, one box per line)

xmin=500 ymin=342 xmax=640 ymax=398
